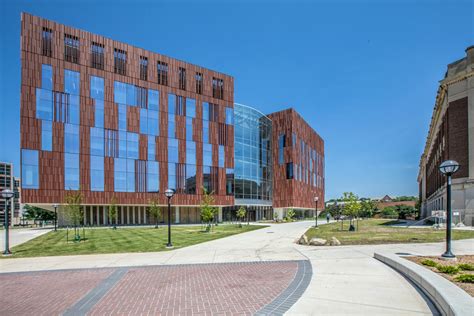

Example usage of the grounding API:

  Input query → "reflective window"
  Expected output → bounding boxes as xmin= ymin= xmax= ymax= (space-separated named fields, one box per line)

xmin=22 ymin=149 xmax=39 ymax=189
xmin=140 ymin=108 xmax=148 ymax=134
xmin=185 ymin=164 xmax=196 ymax=194
xmin=286 ymin=162 xmax=293 ymax=179
xmin=114 ymin=158 xmax=127 ymax=192
xmin=118 ymin=104 xmax=127 ymax=131
xmin=168 ymin=94 xmax=175 ymax=114
xmin=90 ymin=155 xmax=104 ymax=191
xmin=186 ymin=117 xmax=193 ymax=140
xmin=278 ymin=134 xmax=286 ymax=165
xmin=186 ymin=141 xmax=196 ymax=165
xmin=41 ymin=120 xmax=53 ymax=151
xmin=64 ymin=124 xmax=79 ymax=153
xmin=65 ymin=153 xmax=80 ymax=190
xmin=148 ymin=135 xmax=155 ymax=160
xmin=90 ymin=76 xmax=104 ymax=100
xmin=148 ymin=110 xmax=159 ymax=136
xmin=234 ymin=104 xmax=272 ymax=201
xmin=114 ymin=81 xmax=127 ymax=104
xmin=186 ymin=98 xmax=196 ymax=118
xmin=147 ymin=161 xmax=159 ymax=192
xmin=64 ymin=69 xmax=80 ymax=95
xmin=148 ymin=89 xmax=159 ymax=111
xmin=225 ymin=107 xmax=234 ymax=125
xmin=168 ymin=138 xmax=179 ymax=163
xmin=127 ymin=132 xmax=139 ymax=159
xmin=126 ymin=83 xmax=136 ymax=106
xmin=226 ymin=168 xmax=234 ymax=195
xmin=36 ymin=88 xmax=53 ymax=121
xmin=69 ymin=95 xmax=80 ymax=125
xmin=168 ymin=113 xmax=175 ymax=138
xmin=42 ymin=64 xmax=53 ymax=90
xmin=126 ymin=159 xmax=135 ymax=192
xmin=168 ymin=162 xmax=176 ymax=190
xmin=90 ymin=127 xmax=104 ymax=156
xmin=203 ymin=143 xmax=212 ymax=166
xmin=95 ymin=99 xmax=104 ymax=128
xmin=219 ymin=145 xmax=225 ymax=168
xmin=203 ymin=102 xmax=209 ymax=121
xmin=118 ymin=131 xmax=127 ymax=158
xmin=203 ymin=120 xmax=209 ymax=143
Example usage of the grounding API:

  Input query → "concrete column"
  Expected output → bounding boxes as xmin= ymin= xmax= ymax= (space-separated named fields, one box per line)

xmin=138 ymin=206 xmax=141 ymax=224
xmin=468 ymin=76 xmax=474 ymax=180
xmin=143 ymin=207 xmax=147 ymax=224
xmin=132 ymin=206 xmax=136 ymax=224
xmin=103 ymin=207 xmax=108 ymax=226
xmin=274 ymin=208 xmax=284 ymax=220
xmin=84 ymin=206 xmax=87 ymax=225
xmin=218 ymin=207 xmax=223 ymax=223
xmin=95 ymin=206 xmax=100 ymax=225
xmin=120 ymin=206 xmax=124 ymax=225
xmin=175 ymin=206 xmax=180 ymax=224
xmin=89 ymin=206 xmax=93 ymax=225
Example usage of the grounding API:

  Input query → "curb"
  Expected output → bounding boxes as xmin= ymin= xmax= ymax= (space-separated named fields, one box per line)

xmin=374 ymin=252 xmax=473 ymax=316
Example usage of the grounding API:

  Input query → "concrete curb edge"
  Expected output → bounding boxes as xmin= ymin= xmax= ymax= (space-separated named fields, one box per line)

xmin=374 ymin=252 xmax=473 ymax=316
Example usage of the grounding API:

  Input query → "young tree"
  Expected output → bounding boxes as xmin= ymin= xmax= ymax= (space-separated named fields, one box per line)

xmin=360 ymin=199 xmax=377 ymax=218
xmin=236 ymin=206 xmax=246 ymax=228
xmin=200 ymin=189 xmax=217 ymax=232
xmin=286 ymin=209 xmax=296 ymax=222
xmin=64 ymin=191 xmax=83 ymax=240
xmin=23 ymin=205 xmax=55 ymax=223
xmin=148 ymin=198 xmax=162 ymax=228
xmin=108 ymin=196 xmax=118 ymax=229
xmin=341 ymin=192 xmax=361 ymax=231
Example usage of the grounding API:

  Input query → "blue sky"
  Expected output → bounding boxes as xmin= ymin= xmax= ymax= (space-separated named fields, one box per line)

xmin=0 ymin=0 xmax=472 ymax=199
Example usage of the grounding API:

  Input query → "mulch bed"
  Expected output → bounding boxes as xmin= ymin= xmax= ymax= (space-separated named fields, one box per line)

xmin=405 ymin=255 xmax=474 ymax=296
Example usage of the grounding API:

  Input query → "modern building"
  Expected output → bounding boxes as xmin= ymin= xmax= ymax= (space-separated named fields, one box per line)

xmin=0 ymin=162 xmax=21 ymax=226
xmin=268 ymin=109 xmax=325 ymax=219
xmin=418 ymin=46 xmax=474 ymax=226
xmin=20 ymin=13 xmax=324 ymax=225
xmin=223 ymin=103 xmax=273 ymax=221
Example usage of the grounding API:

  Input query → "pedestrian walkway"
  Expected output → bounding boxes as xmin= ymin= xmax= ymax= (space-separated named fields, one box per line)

xmin=1 ymin=221 xmax=472 ymax=315
xmin=0 ymin=227 xmax=51 ymax=248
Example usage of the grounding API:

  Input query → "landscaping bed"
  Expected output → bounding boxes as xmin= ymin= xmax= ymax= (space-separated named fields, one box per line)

xmin=405 ymin=255 xmax=474 ymax=296
xmin=3 ymin=224 xmax=266 ymax=258
xmin=300 ymin=219 xmax=474 ymax=246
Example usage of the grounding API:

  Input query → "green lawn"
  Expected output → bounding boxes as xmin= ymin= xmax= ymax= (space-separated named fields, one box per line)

xmin=304 ymin=219 xmax=474 ymax=245
xmin=5 ymin=224 xmax=265 ymax=258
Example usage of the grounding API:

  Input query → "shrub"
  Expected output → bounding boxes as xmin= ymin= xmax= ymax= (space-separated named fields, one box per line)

xmin=458 ymin=263 xmax=474 ymax=271
xmin=454 ymin=274 xmax=474 ymax=283
xmin=285 ymin=209 xmax=296 ymax=222
xmin=436 ymin=265 xmax=460 ymax=275
xmin=420 ymin=259 xmax=438 ymax=267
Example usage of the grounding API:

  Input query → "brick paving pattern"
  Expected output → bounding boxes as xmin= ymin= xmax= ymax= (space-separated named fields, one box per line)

xmin=1 ymin=261 xmax=301 ymax=315
xmin=0 ymin=269 xmax=114 ymax=316
xmin=90 ymin=261 xmax=297 ymax=315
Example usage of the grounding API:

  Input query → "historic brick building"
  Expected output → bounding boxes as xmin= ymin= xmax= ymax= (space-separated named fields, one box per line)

xmin=418 ymin=46 xmax=474 ymax=226
xmin=268 ymin=109 xmax=325 ymax=219
xmin=20 ymin=13 xmax=234 ymax=225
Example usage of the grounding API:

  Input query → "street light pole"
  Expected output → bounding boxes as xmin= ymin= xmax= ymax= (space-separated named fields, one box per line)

xmin=2 ymin=189 xmax=14 ymax=256
xmin=439 ymin=160 xmax=460 ymax=259
xmin=53 ymin=203 xmax=58 ymax=232
xmin=314 ymin=196 xmax=319 ymax=228
xmin=164 ymin=188 xmax=175 ymax=248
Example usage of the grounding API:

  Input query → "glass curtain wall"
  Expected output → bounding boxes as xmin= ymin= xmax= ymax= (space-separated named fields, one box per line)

xmin=233 ymin=103 xmax=272 ymax=208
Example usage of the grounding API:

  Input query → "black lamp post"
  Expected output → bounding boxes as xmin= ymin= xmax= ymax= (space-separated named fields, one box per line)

xmin=314 ymin=196 xmax=319 ymax=227
xmin=53 ymin=203 xmax=58 ymax=232
xmin=2 ymin=189 xmax=15 ymax=256
xmin=439 ymin=160 xmax=460 ymax=259
xmin=164 ymin=188 xmax=175 ymax=248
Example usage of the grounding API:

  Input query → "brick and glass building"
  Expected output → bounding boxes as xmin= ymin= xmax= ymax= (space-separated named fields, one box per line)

xmin=20 ymin=13 xmax=324 ymax=225
xmin=268 ymin=109 xmax=325 ymax=219
xmin=418 ymin=46 xmax=474 ymax=226
xmin=0 ymin=162 xmax=21 ymax=225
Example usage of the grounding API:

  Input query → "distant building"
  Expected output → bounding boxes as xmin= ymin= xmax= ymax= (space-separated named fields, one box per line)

xmin=0 ymin=162 xmax=21 ymax=226
xmin=374 ymin=195 xmax=416 ymax=210
xmin=418 ymin=46 xmax=474 ymax=226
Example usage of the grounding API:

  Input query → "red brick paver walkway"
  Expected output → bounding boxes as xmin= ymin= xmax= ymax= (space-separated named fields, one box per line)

xmin=0 ymin=269 xmax=115 ymax=316
xmin=1 ymin=261 xmax=298 ymax=315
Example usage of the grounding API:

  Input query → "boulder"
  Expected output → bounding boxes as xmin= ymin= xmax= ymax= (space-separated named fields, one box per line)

xmin=299 ymin=234 xmax=309 ymax=245
xmin=329 ymin=237 xmax=341 ymax=246
xmin=309 ymin=238 xmax=327 ymax=246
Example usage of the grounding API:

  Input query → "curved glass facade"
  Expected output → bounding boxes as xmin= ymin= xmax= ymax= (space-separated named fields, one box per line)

xmin=234 ymin=103 xmax=272 ymax=204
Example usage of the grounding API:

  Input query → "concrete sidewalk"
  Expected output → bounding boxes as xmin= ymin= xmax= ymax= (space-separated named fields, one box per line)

xmin=0 ymin=227 xmax=51 ymax=249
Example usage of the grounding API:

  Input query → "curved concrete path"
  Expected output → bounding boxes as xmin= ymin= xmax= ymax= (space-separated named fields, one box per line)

xmin=2 ymin=221 xmax=472 ymax=315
